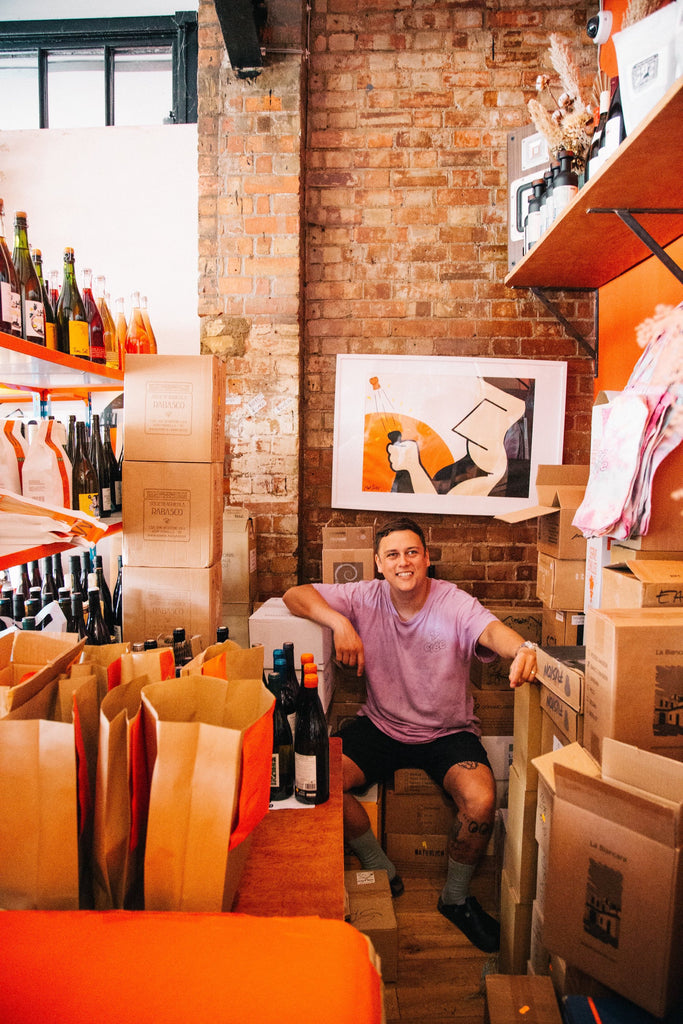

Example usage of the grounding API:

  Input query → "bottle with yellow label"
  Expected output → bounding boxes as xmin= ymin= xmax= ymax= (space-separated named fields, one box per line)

xmin=71 ymin=419 xmax=99 ymax=517
xmin=56 ymin=247 xmax=89 ymax=358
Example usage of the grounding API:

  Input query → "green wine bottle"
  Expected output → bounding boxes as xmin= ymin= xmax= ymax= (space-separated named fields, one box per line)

xmin=12 ymin=211 xmax=45 ymax=344
xmin=56 ymin=247 xmax=89 ymax=358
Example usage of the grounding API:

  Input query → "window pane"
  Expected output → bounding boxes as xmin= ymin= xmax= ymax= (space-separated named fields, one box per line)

xmin=114 ymin=49 xmax=173 ymax=126
xmin=47 ymin=50 xmax=105 ymax=129
xmin=0 ymin=52 xmax=39 ymax=130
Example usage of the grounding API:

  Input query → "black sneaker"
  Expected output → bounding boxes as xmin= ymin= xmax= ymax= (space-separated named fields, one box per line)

xmin=437 ymin=895 xmax=500 ymax=952
xmin=389 ymin=873 xmax=404 ymax=898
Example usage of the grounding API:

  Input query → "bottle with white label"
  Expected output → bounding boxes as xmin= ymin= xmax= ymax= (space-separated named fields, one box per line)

xmin=0 ymin=199 xmax=21 ymax=336
xmin=524 ymin=179 xmax=545 ymax=253
xmin=587 ymin=90 xmax=610 ymax=181
xmin=601 ymin=79 xmax=625 ymax=164
xmin=12 ymin=211 xmax=45 ymax=344
xmin=552 ymin=150 xmax=579 ymax=218
xmin=294 ymin=666 xmax=329 ymax=805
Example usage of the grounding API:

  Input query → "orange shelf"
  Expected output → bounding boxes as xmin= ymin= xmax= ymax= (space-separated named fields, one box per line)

xmin=0 ymin=331 xmax=123 ymax=394
xmin=505 ymin=77 xmax=683 ymax=290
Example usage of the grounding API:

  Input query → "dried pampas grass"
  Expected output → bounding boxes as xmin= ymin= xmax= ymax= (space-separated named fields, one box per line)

xmin=548 ymin=34 xmax=583 ymax=105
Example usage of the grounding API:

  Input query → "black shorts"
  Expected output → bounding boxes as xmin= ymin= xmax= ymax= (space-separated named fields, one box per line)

xmin=334 ymin=714 xmax=492 ymax=790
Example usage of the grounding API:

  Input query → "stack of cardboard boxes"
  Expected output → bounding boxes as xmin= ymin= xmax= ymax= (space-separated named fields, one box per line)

xmin=121 ymin=354 xmax=226 ymax=647
xmin=221 ymin=509 xmax=257 ymax=647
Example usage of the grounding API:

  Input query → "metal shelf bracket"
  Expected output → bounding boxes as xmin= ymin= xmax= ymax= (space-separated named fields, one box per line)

xmin=529 ymin=286 xmax=598 ymax=367
xmin=588 ymin=208 xmax=683 ymax=285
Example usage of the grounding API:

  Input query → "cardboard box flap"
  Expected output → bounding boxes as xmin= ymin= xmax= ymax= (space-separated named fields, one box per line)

xmin=601 ymin=738 xmax=683 ymax=805
xmin=222 ymin=509 xmax=253 ymax=533
xmin=553 ymin=762 xmax=682 ymax=847
xmin=322 ymin=526 xmax=374 ymax=549
xmin=531 ymin=741 xmax=600 ymax=794
xmin=496 ymin=464 xmax=589 ymax=524
xmin=607 ymin=560 xmax=683 ymax=585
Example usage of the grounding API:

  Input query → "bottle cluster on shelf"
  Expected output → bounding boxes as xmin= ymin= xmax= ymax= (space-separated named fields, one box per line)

xmin=266 ymin=641 xmax=330 ymax=806
xmin=1 ymin=412 xmax=122 ymax=521
xmin=522 ymin=77 xmax=626 ymax=257
xmin=0 ymin=199 xmax=157 ymax=367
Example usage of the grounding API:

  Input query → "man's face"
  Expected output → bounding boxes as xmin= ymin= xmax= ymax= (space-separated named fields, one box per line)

xmin=375 ymin=530 xmax=430 ymax=595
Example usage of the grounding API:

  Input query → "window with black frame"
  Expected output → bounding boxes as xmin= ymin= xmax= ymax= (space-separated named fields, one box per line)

xmin=0 ymin=12 xmax=197 ymax=129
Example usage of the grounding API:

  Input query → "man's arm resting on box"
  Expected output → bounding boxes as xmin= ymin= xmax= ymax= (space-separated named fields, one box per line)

xmin=477 ymin=619 xmax=537 ymax=688
xmin=283 ymin=584 xmax=365 ymax=676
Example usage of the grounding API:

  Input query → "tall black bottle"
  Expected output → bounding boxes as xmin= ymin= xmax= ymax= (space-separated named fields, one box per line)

xmin=267 ymin=672 xmax=294 ymax=801
xmin=294 ymin=667 xmax=330 ymax=805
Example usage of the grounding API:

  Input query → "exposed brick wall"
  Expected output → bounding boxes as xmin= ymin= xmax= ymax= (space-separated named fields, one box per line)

xmin=198 ymin=0 xmax=597 ymax=604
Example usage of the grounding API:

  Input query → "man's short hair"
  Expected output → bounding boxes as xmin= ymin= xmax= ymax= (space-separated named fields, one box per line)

xmin=374 ymin=516 xmax=427 ymax=554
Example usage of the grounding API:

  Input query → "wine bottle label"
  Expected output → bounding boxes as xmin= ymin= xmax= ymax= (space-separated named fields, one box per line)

xmin=295 ymin=752 xmax=318 ymax=793
xmin=69 ymin=319 xmax=90 ymax=357
xmin=100 ymin=485 xmax=112 ymax=513
xmin=115 ymin=479 xmax=122 ymax=506
xmin=44 ymin=322 xmax=58 ymax=350
xmin=271 ymin=753 xmax=280 ymax=788
xmin=77 ymin=491 xmax=99 ymax=517
xmin=25 ymin=299 xmax=45 ymax=340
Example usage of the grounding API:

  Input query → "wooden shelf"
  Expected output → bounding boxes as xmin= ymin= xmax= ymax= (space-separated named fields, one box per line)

xmin=505 ymin=77 xmax=683 ymax=290
xmin=0 ymin=331 xmax=123 ymax=394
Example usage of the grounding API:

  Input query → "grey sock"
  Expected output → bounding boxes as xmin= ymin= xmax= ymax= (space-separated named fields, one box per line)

xmin=440 ymin=857 xmax=476 ymax=906
xmin=348 ymin=827 xmax=398 ymax=881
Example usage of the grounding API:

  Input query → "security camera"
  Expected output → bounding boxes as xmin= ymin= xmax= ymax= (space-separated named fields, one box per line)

xmin=586 ymin=10 xmax=613 ymax=45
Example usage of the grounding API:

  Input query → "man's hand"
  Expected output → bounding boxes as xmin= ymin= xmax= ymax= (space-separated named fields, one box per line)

xmin=477 ymin=620 xmax=538 ymax=689
xmin=283 ymin=583 xmax=366 ymax=676
xmin=509 ymin=643 xmax=537 ymax=688
xmin=332 ymin=618 xmax=365 ymax=677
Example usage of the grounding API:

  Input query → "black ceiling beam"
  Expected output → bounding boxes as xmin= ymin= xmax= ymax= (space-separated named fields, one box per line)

xmin=213 ymin=0 xmax=264 ymax=78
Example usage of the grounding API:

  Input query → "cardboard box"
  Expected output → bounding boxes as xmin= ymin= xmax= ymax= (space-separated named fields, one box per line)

xmin=539 ymin=686 xmax=583 ymax=745
xmin=583 ymin=535 xmax=613 ymax=612
xmin=497 ymin=464 xmax=590 ymax=561
xmin=392 ymin=767 xmax=441 ymax=796
xmin=485 ymin=973 xmax=563 ymax=1024
xmin=322 ymin=526 xmax=375 ymax=584
xmin=542 ymin=739 xmax=683 ymax=1017
xmin=222 ymin=509 xmax=257 ymax=604
xmin=384 ymin=788 xmax=455 ymax=836
xmin=610 ymin=543 xmax=683 ymax=564
xmin=332 ymin=661 xmax=367 ymax=702
xmin=540 ymin=712 xmax=569 ymax=754
xmin=122 ymin=563 xmax=220 ymax=649
xmin=512 ymin=681 xmax=543 ymax=791
xmin=122 ymin=461 xmax=223 ymax=568
xmin=536 ymin=646 xmax=585 ymax=714
xmin=535 ymin=833 xmax=548 ymax=909
xmin=218 ymin=603 xmax=251 ymax=649
xmin=531 ymin=743 xmax=600 ymax=854
xmin=345 ymin=869 xmax=398 ymax=982
xmin=601 ymin=560 xmax=683 ymax=609
xmin=584 ymin=607 xmax=683 ymax=761
xmin=248 ymin=598 xmax=333 ymax=669
xmin=471 ymin=606 xmax=542 ymax=689
xmin=498 ymin=869 xmax=534 ymax=975
xmin=328 ymin=699 xmax=363 ymax=735
xmin=503 ymin=762 xmax=538 ymax=903
xmin=536 ymin=553 xmax=585 ymax=611
xmin=541 ymin=606 xmax=585 ymax=647
xmin=472 ymin=688 xmax=515 ymax=735
xmin=548 ymin=955 xmax=614 ymax=1000
xmin=383 ymin=833 xmax=448 ymax=875
xmin=481 ymin=734 xmax=514 ymax=781
xmin=529 ymin=900 xmax=551 ymax=977
xmin=0 ymin=629 xmax=85 ymax=716
xmin=123 ymin=353 xmax=226 ymax=463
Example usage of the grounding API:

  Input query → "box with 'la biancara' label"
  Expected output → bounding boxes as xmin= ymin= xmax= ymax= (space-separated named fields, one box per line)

xmin=122 ymin=461 xmax=223 ymax=568
xmin=123 ymin=354 xmax=226 ymax=463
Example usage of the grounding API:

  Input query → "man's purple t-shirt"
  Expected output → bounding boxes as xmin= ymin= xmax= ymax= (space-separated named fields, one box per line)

xmin=313 ymin=578 xmax=497 ymax=743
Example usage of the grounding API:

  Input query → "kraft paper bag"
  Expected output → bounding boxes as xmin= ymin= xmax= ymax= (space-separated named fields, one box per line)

xmin=141 ymin=674 xmax=274 ymax=912
xmin=120 ymin=645 xmax=176 ymax=687
xmin=181 ymin=638 xmax=264 ymax=681
xmin=92 ymin=676 xmax=148 ymax=910
xmin=0 ymin=629 xmax=85 ymax=715
xmin=79 ymin=641 xmax=131 ymax=693
xmin=0 ymin=678 xmax=79 ymax=909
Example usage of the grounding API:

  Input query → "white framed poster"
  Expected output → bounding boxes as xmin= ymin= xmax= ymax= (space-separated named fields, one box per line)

xmin=331 ymin=354 xmax=567 ymax=517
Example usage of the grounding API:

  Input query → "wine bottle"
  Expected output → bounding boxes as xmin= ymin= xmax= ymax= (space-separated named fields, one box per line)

xmin=57 ymin=587 xmax=71 ymax=624
xmin=101 ymin=417 xmax=121 ymax=513
xmin=126 ymin=291 xmax=151 ymax=354
xmin=81 ymin=268 xmax=106 ymax=364
xmin=89 ymin=413 xmax=111 ymax=518
xmin=0 ymin=199 xmax=21 ymax=336
xmin=114 ymin=297 xmax=128 ymax=368
xmin=32 ymin=248 xmax=57 ymax=351
xmin=68 ymin=592 xmax=87 ymax=639
xmin=21 ymin=615 xmax=38 ymax=631
xmin=65 ymin=415 xmax=77 ymax=464
xmin=12 ymin=591 xmax=25 ymax=627
xmin=80 ymin=549 xmax=92 ymax=599
xmin=602 ymin=78 xmax=625 ymax=164
xmin=268 ymin=672 xmax=294 ymax=801
xmin=140 ymin=295 xmax=158 ymax=354
xmin=53 ymin=552 xmax=65 ymax=591
xmin=29 ymin=559 xmax=42 ymax=590
xmin=553 ymin=150 xmax=578 ymax=218
xmin=172 ymin=626 xmax=192 ymax=673
xmin=40 ymin=556 xmax=57 ymax=602
xmin=49 ymin=269 xmax=59 ymax=311
xmin=294 ymin=666 xmax=329 ymax=805
xmin=94 ymin=554 xmax=115 ymax=639
xmin=587 ymin=89 xmax=609 ymax=180
xmin=281 ymin=640 xmax=301 ymax=718
xmin=56 ymin=247 xmax=89 ymax=358
xmin=94 ymin=276 xmax=120 ymax=369
xmin=72 ymin=420 xmax=99 ymax=517
xmin=216 ymin=625 xmax=230 ymax=642
xmin=524 ymin=179 xmax=544 ymax=253
xmin=68 ymin=554 xmax=83 ymax=598
xmin=112 ymin=554 xmax=123 ymax=639
xmin=85 ymin=572 xmax=110 ymax=645
xmin=12 ymin=212 xmax=45 ymax=344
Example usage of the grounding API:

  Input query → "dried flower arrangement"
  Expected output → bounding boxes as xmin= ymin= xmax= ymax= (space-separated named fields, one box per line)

xmin=527 ymin=34 xmax=594 ymax=171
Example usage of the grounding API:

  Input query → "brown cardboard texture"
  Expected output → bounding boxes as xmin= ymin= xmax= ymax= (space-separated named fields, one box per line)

xmin=531 ymin=742 xmax=600 ymax=850
xmin=384 ymin=789 xmax=455 ymax=835
xmin=222 ymin=509 xmax=257 ymax=603
xmin=485 ymin=973 xmax=563 ymax=1024
xmin=512 ymin=681 xmax=543 ymax=791
xmin=498 ymin=870 xmax=534 ymax=976
xmin=384 ymin=833 xmax=447 ymax=874
xmin=322 ymin=527 xmax=375 ymax=584
xmin=536 ymin=553 xmax=585 ymax=611
xmin=123 ymin=353 xmax=226 ymax=463
xmin=471 ymin=605 xmax=542 ymax=690
xmin=542 ymin=739 xmax=683 ymax=1018
xmin=345 ymin=869 xmax=398 ymax=982
xmin=503 ymin=762 xmax=538 ymax=903
xmin=535 ymin=646 xmax=585 ymax=713
xmin=539 ymin=687 xmax=582 ymax=744
xmin=584 ymin=607 xmax=683 ymax=760
xmin=0 ymin=630 xmax=85 ymax=716
xmin=122 ymin=461 xmax=223 ymax=568
xmin=541 ymin=606 xmax=584 ymax=647
xmin=601 ymin=560 xmax=683 ymax=609
xmin=392 ymin=767 xmax=441 ymax=796
xmin=122 ymin=563 xmax=220 ymax=650
xmin=472 ymin=688 xmax=514 ymax=735
xmin=496 ymin=464 xmax=589 ymax=560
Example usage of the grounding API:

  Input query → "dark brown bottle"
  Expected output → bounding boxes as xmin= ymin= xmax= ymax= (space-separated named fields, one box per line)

xmin=12 ymin=211 xmax=45 ymax=344
xmin=72 ymin=420 xmax=99 ymax=517
xmin=0 ymin=198 xmax=21 ymax=336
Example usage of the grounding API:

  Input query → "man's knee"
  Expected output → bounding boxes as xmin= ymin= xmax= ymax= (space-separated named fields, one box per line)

xmin=443 ymin=763 xmax=496 ymax=820
xmin=342 ymin=754 xmax=366 ymax=793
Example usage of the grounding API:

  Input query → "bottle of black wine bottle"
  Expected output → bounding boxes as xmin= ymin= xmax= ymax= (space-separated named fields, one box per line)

xmin=268 ymin=671 xmax=294 ymax=801
xmin=281 ymin=640 xmax=301 ymax=717
xmin=12 ymin=211 xmax=45 ymax=344
xmin=89 ymin=413 xmax=111 ymax=519
xmin=94 ymin=554 xmax=115 ymax=639
xmin=0 ymin=198 xmax=21 ymax=336
xmin=112 ymin=554 xmax=123 ymax=639
xmin=85 ymin=572 xmax=110 ymax=646
xmin=72 ymin=420 xmax=99 ymax=517
xmin=294 ymin=666 xmax=330 ymax=805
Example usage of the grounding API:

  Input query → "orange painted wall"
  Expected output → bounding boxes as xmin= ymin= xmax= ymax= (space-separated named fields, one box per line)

xmin=594 ymin=0 xmax=683 ymax=396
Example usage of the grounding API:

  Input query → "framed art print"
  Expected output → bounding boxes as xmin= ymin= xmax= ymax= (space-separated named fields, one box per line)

xmin=331 ymin=354 xmax=567 ymax=516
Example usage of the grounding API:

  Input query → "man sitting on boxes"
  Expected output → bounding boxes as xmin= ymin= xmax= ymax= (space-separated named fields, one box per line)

xmin=283 ymin=516 xmax=537 ymax=953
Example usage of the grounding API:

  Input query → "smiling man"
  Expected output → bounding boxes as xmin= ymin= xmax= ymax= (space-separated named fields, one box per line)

xmin=283 ymin=516 xmax=537 ymax=953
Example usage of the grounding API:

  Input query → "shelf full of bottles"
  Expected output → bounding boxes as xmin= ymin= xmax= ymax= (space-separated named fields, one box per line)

xmin=0 ymin=329 xmax=123 ymax=396
xmin=505 ymin=76 xmax=683 ymax=290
